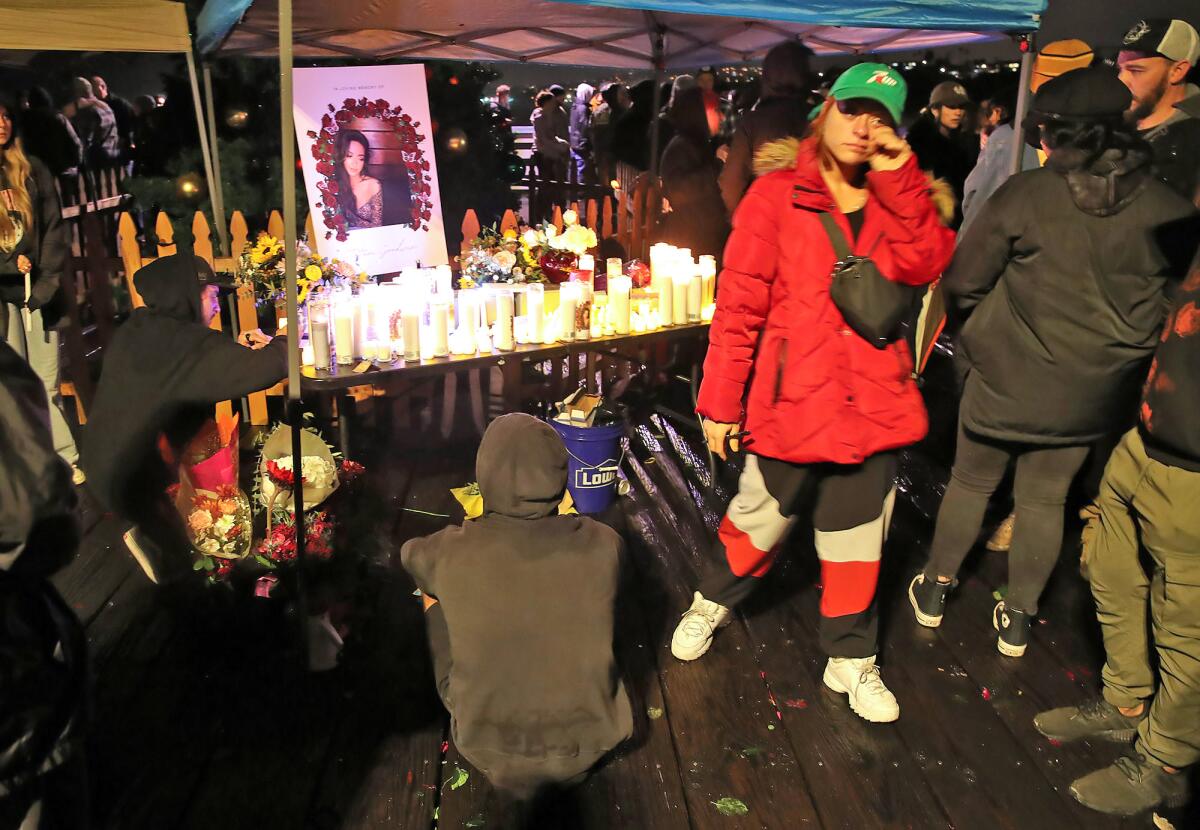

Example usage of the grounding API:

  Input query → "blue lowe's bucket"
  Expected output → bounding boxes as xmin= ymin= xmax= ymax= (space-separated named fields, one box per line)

xmin=549 ymin=419 xmax=626 ymax=514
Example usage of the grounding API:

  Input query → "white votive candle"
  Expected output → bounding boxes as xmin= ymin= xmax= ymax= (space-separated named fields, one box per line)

xmin=402 ymin=310 xmax=421 ymax=361
xmin=494 ymin=288 xmax=514 ymax=351
xmin=559 ymin=284 xmax=579 ymax=343
xmin=526 ymin=284 xmax=544 ymax=343
xmin=610 ymin=275 xmax=632 ymax=335
xmin=688 ymin=272 xmax=702 ymax=322
xmin=334 ymin=307 xmax=355 ymax=365
xmin=429 ymin=299 xmax=450 ymax=357
xmin=672 ymin=274 xmax=689 ymax=326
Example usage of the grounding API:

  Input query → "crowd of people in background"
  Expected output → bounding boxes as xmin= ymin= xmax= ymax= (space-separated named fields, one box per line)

xmin=12 ymin=75 xmax=165 ymax=197
xmin=4 ymin=13 xmax=1200 ymax=829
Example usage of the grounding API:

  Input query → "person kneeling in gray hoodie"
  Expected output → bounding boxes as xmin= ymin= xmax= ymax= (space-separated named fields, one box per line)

xmin=401 ymin=413 xmax=633 ymax=798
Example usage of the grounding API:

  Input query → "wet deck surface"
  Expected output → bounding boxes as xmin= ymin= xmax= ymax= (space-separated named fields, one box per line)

xmin=59 ymin=357 xmax=1191 ymax=829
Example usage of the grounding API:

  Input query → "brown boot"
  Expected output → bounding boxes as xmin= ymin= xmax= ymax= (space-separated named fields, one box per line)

xmin=986 ymin=512 xmax=1016 ymax=552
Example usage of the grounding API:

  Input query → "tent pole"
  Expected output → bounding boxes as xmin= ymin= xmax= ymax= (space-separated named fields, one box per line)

xmin=648 ymin=26 xmax=666 ymax=178
xmin=202 ymin=62 xmax=230 ymax=256
xmin=1010 ymin=35 xmax=1036 ymax=177
xmin=278 ymin=0 xmax=309 ymax=664
xmin=185 ymin=50 xmax=227 ymax=256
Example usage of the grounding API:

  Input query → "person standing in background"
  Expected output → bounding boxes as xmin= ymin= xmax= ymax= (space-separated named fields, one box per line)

xmin=569 ymin=83 xmax=596 ymax=184
xmin=20 ymin=87 xmax=83 ymax=181
xmin=91 ymin=75 xmax=135 ymax=169
xmin=907 ymin=81 xmax=976 ymax=226
xmin=0 ymin=98 xmax=82 ymax=484
xmin=1118 ymin=17 xmax=1200 ymax=204
xmin=695 ymin=67 xmax=723 ymax=138
xmin=657 ymin=86 xmax=728 ymax=260
xmin=591 ymin=82 xmax=628 ymax=187
xmin=65 ymin=77 xmax=119 ymax=173
xmin=719 ymin=40 xmax=813 ymax=217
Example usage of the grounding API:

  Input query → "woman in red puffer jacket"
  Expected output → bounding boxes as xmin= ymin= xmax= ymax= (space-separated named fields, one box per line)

xmin=669 ymin=63 xmax=955 ymax=725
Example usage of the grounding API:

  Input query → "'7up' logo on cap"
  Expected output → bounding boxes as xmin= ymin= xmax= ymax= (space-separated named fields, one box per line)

xmin=867 ymin=70 xmax=899 ymax=87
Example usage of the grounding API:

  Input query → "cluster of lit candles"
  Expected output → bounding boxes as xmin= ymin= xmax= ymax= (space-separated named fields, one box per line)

xmin=297 ymin=251 xmax=717 ymax=371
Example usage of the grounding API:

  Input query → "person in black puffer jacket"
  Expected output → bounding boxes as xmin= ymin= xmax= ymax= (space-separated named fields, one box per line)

xmin=718 ymin=40 xmax=814 ymax=217
xmin=909 ymin=66 xmax=1200 ymax=658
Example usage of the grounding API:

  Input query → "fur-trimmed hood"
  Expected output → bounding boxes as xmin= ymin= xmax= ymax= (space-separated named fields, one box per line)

xmin=753 ymin=136 xmax=956 ymax=225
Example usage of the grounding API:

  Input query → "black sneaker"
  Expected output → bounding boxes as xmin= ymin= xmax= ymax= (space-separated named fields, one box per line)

xmin=1070 ymin=753 xmax=1190 ymax=817
xmin=993 ymin=601 xmax=1031 ymax=657
xmin=1034 ymin=696 xmax=1146 ymax=743
xmin=908 ymin=573 xmax=953 ymax=628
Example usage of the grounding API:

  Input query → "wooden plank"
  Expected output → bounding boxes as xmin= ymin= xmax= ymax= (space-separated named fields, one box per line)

xmin=586 ymin=198 xmax=598 ymax=234
xmin=621 ymin=445 xmax=823 ymax=830
xmin=229 ymin=210 xmax=250 ymax=258
xmin=191 ymin=211 xmax=215 ymax=267
xmin=742 ymin=568 xmax=952 ymax=829
xmin=118 ymin=213 xmax=146 ymax=309
xmin=155 ymin=211 xmax=176 ymax=256
xmin=305 ymin=211 xmax=317 ymax=245
xmin=50 ymin=519 xmax=133 ymax=627
xmin=267 ymin=210 xmax=285 ymax=240
xmin=631 ymin=176 xmax=646 ymax=263
xmin=552 ymin=205 xmax=564 ymax=233
xmin=461 ymin=208 xmax=481 ymax=252
xmin=500 ymin=210 xmax=519 ymax=234
xmin=81 ymin=211 xmax=116 ymax=347
xmin=602 ymin=196 xmax=614 ymax=242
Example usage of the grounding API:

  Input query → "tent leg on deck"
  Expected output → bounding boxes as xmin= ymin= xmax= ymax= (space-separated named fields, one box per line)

xmin=1010 ymin=35 xmax=1036 ymax=177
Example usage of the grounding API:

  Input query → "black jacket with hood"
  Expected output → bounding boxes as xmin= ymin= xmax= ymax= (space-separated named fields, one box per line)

xmin=1141 ymin=82 xmax=1200 ymax=204
xmin=0 ymin=156 xmax=70 ymax=328
xmin=945 ymin=143 xmax=1199 ymax=445
xmin=401 ymin=413 xmax=633 ymax=795
xmin=81 ymin=254 xmax=288 ymax=514
xmin=718 ymin=42 xmax=812 ymax=217
xmin=0 ymin=342 xmax=85 ymax=801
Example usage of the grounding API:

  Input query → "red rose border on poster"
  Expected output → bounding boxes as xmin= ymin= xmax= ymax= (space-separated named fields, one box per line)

xmin=293 ymin=64 xmax=448 ymax=276
xmin=308 ymin=97 xmax=434 ymax=243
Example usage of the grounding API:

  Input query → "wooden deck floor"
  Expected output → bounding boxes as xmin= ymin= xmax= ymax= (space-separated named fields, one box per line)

xmin=57 ymin=363 xmax=1193 ymax=830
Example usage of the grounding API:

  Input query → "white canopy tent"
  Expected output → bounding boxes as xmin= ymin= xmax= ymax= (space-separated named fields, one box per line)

xmin=0 ymin=0 xmax=229 ymax=254
xmin=204 ymin=0 xmax=1012 ymax=68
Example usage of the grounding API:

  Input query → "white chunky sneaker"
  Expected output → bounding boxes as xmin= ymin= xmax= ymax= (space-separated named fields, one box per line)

xmin=823 ymin=655 xmax=900 ymax=723
xmin=670 ymin=591 xmax=731 ymax=661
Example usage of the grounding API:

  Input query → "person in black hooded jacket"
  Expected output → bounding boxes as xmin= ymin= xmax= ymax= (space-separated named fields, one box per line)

xmin=402 ymin=413 xmax=633 ymax=799
xmin=909 ymin=66 xmax=1200 ymax=658
xmin=81 ymin=250 xmax=288 ymax=583
xmin=0 ymin=341 xmax=88 ymax=830
xmin=719 ymin=40 xmax=814 ymax=216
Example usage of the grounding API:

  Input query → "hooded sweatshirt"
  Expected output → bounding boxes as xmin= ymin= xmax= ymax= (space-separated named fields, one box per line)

xmin=81 ymin=254 xmax=288 ymax=514
xmin=569 ymin=83 xmax=595 ymax=153
xmin=719 ymin=42 xmax=813 ymax=216
xmin=1141 ymin=83 xmax=1200 ymax=203
xmin=401 ymin=413 xmax=633 ymax=794
xmin=945 ymin=143 xmax=1199 ymax=445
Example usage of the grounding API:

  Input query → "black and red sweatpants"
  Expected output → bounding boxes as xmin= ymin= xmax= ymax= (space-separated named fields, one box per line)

xmin=698 ymin=452 xmax=897 ymax=659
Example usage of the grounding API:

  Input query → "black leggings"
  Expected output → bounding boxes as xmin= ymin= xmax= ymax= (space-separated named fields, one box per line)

xmin=924 ymin=420 xmax=1089 ymax=615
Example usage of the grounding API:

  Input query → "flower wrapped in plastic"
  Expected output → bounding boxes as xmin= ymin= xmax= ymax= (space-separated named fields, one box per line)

xmin=172 ymin=475 xmax=254 ymax=581
xmin=257 ymin=424 xmax=341 ymax=518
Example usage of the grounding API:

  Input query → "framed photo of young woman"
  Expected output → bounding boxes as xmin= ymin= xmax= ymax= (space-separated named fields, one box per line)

xmin=294 ymin=64 xmax=448 ymax=275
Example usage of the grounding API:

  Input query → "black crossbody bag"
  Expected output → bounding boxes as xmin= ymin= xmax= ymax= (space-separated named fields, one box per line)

xmin=818 ymin=212 xmax=911 ymax=349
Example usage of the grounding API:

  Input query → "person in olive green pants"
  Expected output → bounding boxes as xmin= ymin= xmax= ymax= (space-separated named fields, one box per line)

xmin=1034 ymin=262 xmax=1200 ymax=818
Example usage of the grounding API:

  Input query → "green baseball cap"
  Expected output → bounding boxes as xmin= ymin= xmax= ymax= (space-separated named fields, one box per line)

xmin=828 ymin=63 xmax=907 ymax=126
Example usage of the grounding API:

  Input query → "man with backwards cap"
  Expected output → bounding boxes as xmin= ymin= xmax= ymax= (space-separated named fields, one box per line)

xmin=1118 ymin=17 xmax=1200 ymax=203
xmin=907 ymin=79 xmax=975 ymax=225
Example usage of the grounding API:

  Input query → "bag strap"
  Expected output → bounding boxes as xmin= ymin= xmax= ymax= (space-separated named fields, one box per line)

xmin=818 ymin=211 xmax=853 ymax=262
